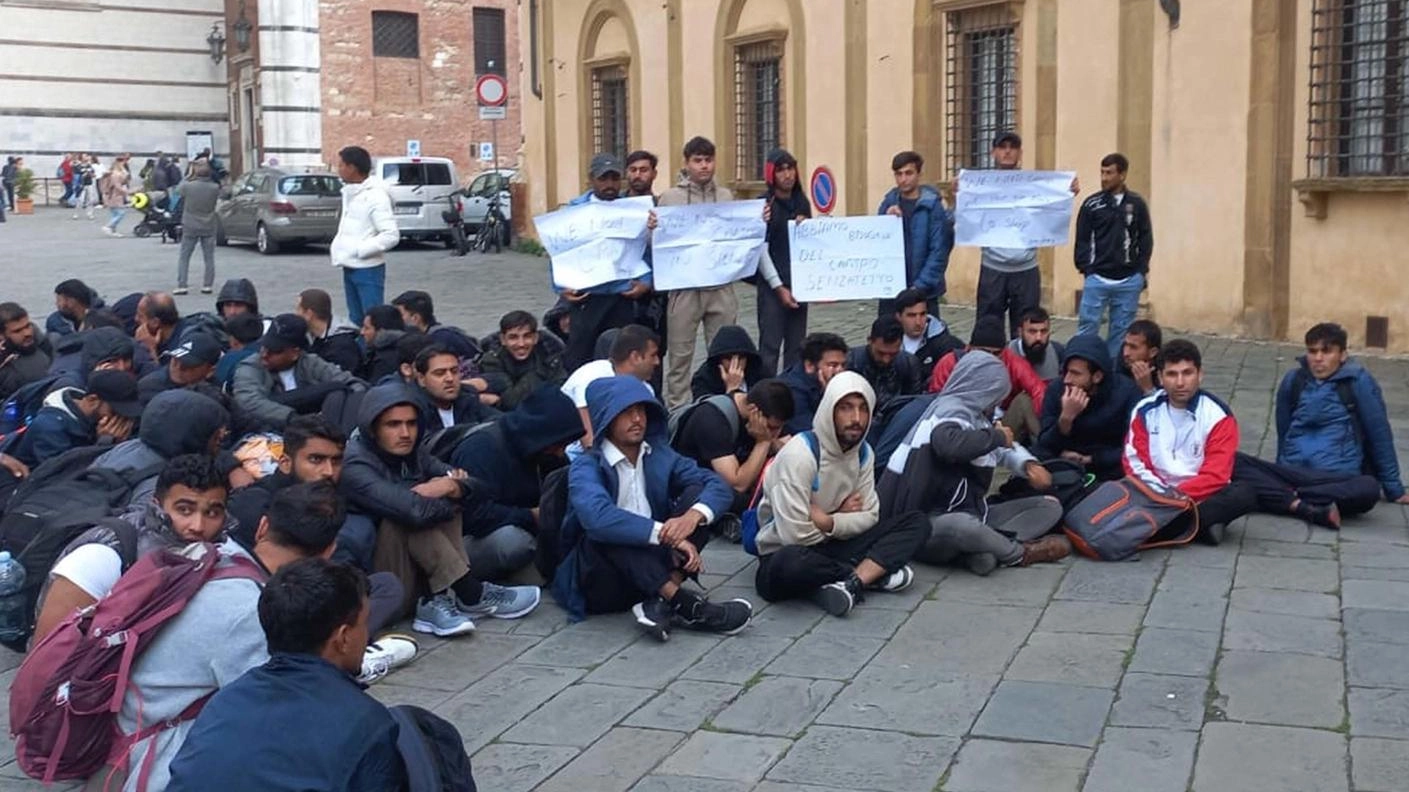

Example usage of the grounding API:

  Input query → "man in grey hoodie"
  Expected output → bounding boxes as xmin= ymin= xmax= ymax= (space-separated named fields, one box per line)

xmin=879 ymin=353 xmax=1071 ymax=576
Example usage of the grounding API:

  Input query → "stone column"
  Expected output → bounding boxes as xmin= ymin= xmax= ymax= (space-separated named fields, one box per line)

xmin=258 ymin=0 xmax=323 ymax=168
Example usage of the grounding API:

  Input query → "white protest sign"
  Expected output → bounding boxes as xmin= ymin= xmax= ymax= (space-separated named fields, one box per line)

xmin=651 ymin=200 xmax=766 ymax=291
xmin=788 ymin=216 xmax=907 ymax=302
xmin=533 ymin=196 xmax=653 ymax=291
xmin=955 ymin=169 xmax=1076 ymax=248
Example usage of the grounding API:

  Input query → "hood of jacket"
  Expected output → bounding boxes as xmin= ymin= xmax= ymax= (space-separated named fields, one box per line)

xmin=542 ymin=301 xmax=571 ymax=339
xmin=920 ymin=315 xmax=948 ymax=341
xmin=585 ymin=376 xmax=667 ymax=446
xmin=41 ymin=386 xmax=84 ymax=422
xmin=137 ymin=388 xmax=229 ymax=457
xmin=705 ymin=325 xmax=760 ymax=365
xmin=216 ymin=278 xmax=260 ymax=313
xmin=370 ymin=328 xmax=406 ymax=352
xmin=354 ymin=382 xmax=423 ymax=459
xmin=81 ymin=327 xmax=135 ymax=374
xmin=883 ymin=184 xmax=942 ymax=212
xmin=925 ymin=352 xmax=1010 ymax=428
xmin=1063 ymin=334 xmax=1112 ymax=376
xmin=671 ymin=175 xmax=721 ymax=203
xmin=813 ymin=371 xmax=877 ymax=460
xmin=499 ymin=385 xmax=585 ymax=457
xmin=1297 ymin=355 xmax=1364 ymax=384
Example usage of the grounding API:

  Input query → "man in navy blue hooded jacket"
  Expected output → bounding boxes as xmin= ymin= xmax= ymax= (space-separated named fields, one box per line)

xmin=550 ymin=375 xmax=752 ymax=641
xmin=876 ymin=151 xmax=952 ymax=319
xmin=1234 ymin=322 xmax=1407 ymax=529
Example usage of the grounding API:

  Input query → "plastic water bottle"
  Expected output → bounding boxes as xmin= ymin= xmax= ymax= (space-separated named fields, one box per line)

xmin=0 ymin=551 xmax=28 ymax=645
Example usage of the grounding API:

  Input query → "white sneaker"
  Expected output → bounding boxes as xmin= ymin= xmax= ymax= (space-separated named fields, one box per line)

xmin=101 ymin=226 xmax=114 ymax=236
xmin=357 ymin=634 xmax=419 ymax=684
xmin=871 ymin=565 xmax=915 ymax=593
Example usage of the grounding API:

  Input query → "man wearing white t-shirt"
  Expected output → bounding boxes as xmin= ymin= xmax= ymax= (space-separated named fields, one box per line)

xmin=231 ymin=313 xmax=358 ymax=432
xmin=562 ymin=324 xmax=660 ymax=450
xmin=33 ymin=454 xmax=233 ymax=643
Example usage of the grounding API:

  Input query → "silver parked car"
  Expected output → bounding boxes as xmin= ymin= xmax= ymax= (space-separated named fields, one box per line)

xmin=215 ymin=168 xmax=343 ymax=255
xmin=459 ymin=168 xmax=514 ymax=233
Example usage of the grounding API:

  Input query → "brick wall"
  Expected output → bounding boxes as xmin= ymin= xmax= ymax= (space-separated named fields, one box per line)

xmin=319 ymin=0 xmax=522 ymax=184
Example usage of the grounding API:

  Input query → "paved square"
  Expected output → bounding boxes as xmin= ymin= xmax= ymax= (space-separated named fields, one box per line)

xmin=5 ymin=211 xmax=1409 ymax=790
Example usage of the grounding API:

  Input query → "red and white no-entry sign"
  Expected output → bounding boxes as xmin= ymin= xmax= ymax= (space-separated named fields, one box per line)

xmin=475 ymin=74 xmax=508 ymax=106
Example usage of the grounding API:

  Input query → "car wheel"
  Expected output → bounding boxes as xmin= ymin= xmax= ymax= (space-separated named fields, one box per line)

xmin=215 ymin=219 xmax=228 ymax=246
xmin=256 ymin=222 xmax=280 ymax=255
xmin=499 ymin=220 xmax=511 ymax=248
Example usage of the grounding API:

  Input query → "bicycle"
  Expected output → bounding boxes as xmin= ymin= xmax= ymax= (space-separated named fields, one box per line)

xmin=473 ymin=192 xmax=507 ymax=254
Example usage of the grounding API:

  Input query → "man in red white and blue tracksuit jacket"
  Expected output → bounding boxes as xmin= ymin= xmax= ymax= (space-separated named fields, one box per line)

xmin=1123 ymin=380 xmax=1255 ymax=545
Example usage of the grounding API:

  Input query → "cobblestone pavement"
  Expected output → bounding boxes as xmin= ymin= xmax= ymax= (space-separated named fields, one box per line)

xmin=3 ymin=208 xmax=1409 ymax=791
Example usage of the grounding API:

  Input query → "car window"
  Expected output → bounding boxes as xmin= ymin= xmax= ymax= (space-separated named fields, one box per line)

xmin=469 ymin=173 xmax=508 ymax=198
xmin=279 ymin=175 xmax=342 ymax=196
xmin=244 ymin=173 xmax=267 ymax=193
xmin=382 ymin=162 xmax=453 ymax=187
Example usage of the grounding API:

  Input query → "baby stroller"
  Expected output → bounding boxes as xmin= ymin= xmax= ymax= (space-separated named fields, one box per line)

xmin=130 ymin=190 xmax=183 ymax=243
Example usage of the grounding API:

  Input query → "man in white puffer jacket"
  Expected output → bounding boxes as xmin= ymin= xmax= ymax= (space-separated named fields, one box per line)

xmin=331 ymin=146 xmax=400 ymax=327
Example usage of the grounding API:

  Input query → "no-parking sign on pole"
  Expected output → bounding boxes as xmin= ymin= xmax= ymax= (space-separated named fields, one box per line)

xmin=810 ymin=166 xmax=837 ymax=215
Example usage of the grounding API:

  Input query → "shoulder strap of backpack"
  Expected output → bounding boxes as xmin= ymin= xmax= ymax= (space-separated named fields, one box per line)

xmin=1288 ymin=368 xmax=1311 ymax=410
xmin=800 ymin=431 xmax=821 ymax=492
xmin=705 ymin=394 xmax=740 ymax=439
xmin=1334 ymin=378 xmax=1364 ymax=446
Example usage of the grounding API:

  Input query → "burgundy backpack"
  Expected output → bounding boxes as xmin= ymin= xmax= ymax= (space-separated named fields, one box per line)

xmin=8 ymin=543 xmax=265 ymax=786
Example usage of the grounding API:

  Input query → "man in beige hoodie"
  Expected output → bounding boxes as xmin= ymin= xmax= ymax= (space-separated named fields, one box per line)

xmin=752 ymin=371 xmax=930 ymax=616
xmin=657 ymin=136 xmax=737 ymax=407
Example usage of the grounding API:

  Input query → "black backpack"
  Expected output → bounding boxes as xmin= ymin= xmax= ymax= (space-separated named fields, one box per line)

xmin=0 ymin=443 xmax=157 ymax=651
xmin=389 ymin=705 xmax=477 ymax=792
xmin=533 ymin=466 xmax=571 ymax=581
xmin=0 ymin=375 xmax=65 ymax=451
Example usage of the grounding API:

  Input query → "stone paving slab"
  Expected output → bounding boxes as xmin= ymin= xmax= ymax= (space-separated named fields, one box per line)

xmin=10 ymin=214 xmax=1409 ymax=790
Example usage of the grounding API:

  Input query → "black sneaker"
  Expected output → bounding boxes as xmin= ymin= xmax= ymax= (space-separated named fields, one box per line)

xmin=812 ymin=575 xmax=865 ymax=616
xmin=674 ymin=596 xmax=754 ymax=635
xmin=632 ymin=597 xmax=673 ymax=642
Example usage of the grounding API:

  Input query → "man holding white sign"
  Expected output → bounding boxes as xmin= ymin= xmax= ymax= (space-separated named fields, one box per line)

xmin=956 ymin=132 xmax=1079 ymax=338
xmin=535 ymin=153 xmax=656 ymax=371
xmin=657 ymin=137 xmax=773 ymax=408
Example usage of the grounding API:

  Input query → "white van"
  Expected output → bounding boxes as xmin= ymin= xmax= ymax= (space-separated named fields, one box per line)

xmin=372 ymin=156 xmax=460 ymax=243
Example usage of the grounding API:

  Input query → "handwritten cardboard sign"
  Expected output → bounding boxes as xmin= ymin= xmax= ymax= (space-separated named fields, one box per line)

xmin=955 ymin=169 xmax=1076 ymax=248
xmin=534 ymin=195 xmax=653 ymax=291
xmin=650 ymin=200 xmax=767 ymax=291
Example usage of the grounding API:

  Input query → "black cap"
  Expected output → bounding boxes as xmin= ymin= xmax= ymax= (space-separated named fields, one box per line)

xmin=993 ymin=131 xmax=1022 ymax=148
xmin=589 ymin=153 xmax=624 ymax=179
xmin=165 ymin=333 xmax=222 ymax=368
xmin=260 ymin=314 xmax=309 ymax=353
xmin=86 ymin=370 xmax=143 ymax=419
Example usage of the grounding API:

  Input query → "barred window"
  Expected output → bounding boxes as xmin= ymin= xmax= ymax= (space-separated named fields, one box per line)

xmin=734 ymin=39 xmax=784 ymax=183
xmin=1308 ymin=0 xmax=1408 ymax=177
xmin=591 ymin=64 xmax=629 ymax=159
xmin=372 ymin=11 xmax=419 ymax=59
xmin=944 ymin=4 xmax=1019 ymax=175
xmin=473 ymin=7 xmax=507 ymax=76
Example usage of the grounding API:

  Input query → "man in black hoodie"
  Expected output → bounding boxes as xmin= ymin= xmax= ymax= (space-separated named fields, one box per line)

xmin=476 ymin=310 xmax=567 ymax=411
xmin=1074 ymin=153 xmax=1155 ymax=362
xmin=450 ymin=385 xmax=584 ymax=580
xmin=216 ymin=278 xmax=261 ymax=319
xmin=757 ymin=149 xmax=812 ymax=375
xmin=339 ymin=383 xmax=540 ymax=636
xmin=690 ymin=325 xmax=764 ymax=400
xmin=1031 ymin=334 xmax=1144 ymax=482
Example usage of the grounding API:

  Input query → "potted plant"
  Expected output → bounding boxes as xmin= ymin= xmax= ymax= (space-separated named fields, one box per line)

xmin=13 ymin=169 xmax=35 ymax=215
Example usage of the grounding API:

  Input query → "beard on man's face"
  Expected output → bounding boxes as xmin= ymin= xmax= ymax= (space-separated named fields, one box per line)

xmin=1022 ymin=340 xmax=1048 ymax=364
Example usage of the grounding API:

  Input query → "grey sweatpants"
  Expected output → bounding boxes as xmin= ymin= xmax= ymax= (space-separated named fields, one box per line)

xmin=921 ymin=496 xmax=1064 ymax=567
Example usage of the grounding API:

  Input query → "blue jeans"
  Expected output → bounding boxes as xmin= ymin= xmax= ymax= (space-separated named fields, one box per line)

xmin=342 ymin=264 xmax=386 ymax=328
xmin=105 ymin=207 xmax=126 ymax=231
xmin=1078 ymin=273 xmax=1145 ymax=362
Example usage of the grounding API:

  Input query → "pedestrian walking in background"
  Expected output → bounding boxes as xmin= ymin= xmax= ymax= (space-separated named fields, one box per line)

xmin=2 ymin=156 xmax=18 ymax=211
xmin=100 ymin=155 xmax=131 ymax=238
xmin=175 ymin=162 xmax=222 ymax=294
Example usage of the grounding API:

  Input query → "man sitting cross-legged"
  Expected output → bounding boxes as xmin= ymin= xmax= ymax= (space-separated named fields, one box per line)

xmin=880 ymin=352 xmax=1070 ymax=576
xmin=752 ymin=372 xmax=930 ymax=616
xmin=1233 ymin=322 xmax=1408 ymax=529
xmin=550 ymin=375 xmax=751 ymax=640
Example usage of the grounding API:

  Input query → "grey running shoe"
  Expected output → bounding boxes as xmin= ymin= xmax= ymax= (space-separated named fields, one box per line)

xmin=413 ymin=593 xmax=476 ymax=637
xmin=459 ymin=583 xmax=541 ymax=620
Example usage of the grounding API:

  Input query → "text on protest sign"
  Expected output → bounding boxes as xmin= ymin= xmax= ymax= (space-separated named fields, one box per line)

xmin=787 ymin=215 xmax=907 ymax=302
xmin=533 ymin=195 xmax=653 ymax=291
xmin=954 ymin=169 xmax=1076 ymax=248
xmin=650 ymin=200 xmax=767 ymax=291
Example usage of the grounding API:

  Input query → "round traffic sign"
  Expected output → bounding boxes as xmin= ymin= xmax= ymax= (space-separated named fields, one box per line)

xmin=475 ymin=74 xmax=508 ymax=106
xmin=810 ymin=166 xmax=837 ymax=214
